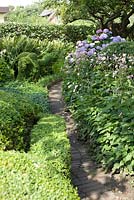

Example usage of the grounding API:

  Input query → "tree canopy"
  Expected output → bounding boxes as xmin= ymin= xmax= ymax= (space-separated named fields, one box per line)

xmin=6 ymin=0 xmax=134 ymax=38
xmin=62 ymin=0 xmax=134 ymax=38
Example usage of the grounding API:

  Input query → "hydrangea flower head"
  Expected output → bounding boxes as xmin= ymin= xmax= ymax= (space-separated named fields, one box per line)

xmin=103 ymin=28 xmax=110 ymax=33
xmin=96 ymin=29 xmax=103 ymax=34
xmin=99 ymin=33 xmax=108 ymax=40
xmin=87 ymin=48 xmax=96 ymax=56
xmin=66 ymin=28 xmax=126 ymax=66
xmin=112 ymin=36 xmax=122 ymax=42
xmin=96 ymin=46 xmax=102 ymax=50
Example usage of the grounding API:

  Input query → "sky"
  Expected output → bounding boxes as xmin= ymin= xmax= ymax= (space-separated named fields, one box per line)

xmin=0 ymin=0 xmax=39 ymax=7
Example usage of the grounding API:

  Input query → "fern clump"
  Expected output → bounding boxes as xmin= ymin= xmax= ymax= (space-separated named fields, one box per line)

xmin=0 ymin=36 xmax=73 ymax=82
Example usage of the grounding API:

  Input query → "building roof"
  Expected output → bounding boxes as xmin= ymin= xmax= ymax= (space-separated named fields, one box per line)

xmin=0 ymin=7 xmax=9 ymax=13
xmin=40 ymin=9 xmax=55 ymax=17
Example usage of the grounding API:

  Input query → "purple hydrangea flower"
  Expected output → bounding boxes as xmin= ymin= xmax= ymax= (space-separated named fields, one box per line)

xmin=112 ymin=36 xmax=122 ymax=42
xmin=79 ymin=46 xmax=87 ymax=52
xmin=87 ymin=48 xmax=96 ymax=56
xmin=96 ymin=29 xmax=103 ymax=34
xmin=103 ymin=28 xmax=110 ymax=33
xmin=84 ymin=43 xmax=91 ymax=48
xmin=67 ymin=28 xmax=127 ymax=66
xmin=91 ymin=35 xmax=98 ymax=41
xmin=96 ymin=46 xmax=102 ymax=50
xmin=109 ymin=31 xmax=112 ymax=34
xmin=99 ymin=33 xmax=108 ymax=40
xmin=91 ymin=35 xmax=100 ymax=41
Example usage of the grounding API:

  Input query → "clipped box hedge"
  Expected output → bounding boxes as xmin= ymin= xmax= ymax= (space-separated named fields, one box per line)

xmin=0 ymin=115 xmax=80 ymax=200
xmin=0 ymin=90 xmax=38 ymax=151
xmin=0 ymin=81 xmax=49 ymax=151
xmin=0 ymin=22 xmax=95 ymax=43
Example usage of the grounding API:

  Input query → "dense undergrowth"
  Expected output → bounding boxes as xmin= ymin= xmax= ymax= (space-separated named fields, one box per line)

xmin=63 ymin=35 xmax=134 ymax=175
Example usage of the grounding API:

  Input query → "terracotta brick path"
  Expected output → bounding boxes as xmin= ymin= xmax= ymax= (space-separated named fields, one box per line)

xmin=49 ymin=82 xmax=134 ymax=200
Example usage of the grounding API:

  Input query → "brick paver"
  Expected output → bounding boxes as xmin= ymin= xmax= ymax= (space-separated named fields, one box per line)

xmin=49 ymin=82 xmax=134 ymax=200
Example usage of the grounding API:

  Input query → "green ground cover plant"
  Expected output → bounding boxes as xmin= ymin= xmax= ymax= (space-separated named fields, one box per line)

xmin=0 ymin=115 xmax=80 ymax=200
xmin=63 ymin=30 xmax=134 ymax=174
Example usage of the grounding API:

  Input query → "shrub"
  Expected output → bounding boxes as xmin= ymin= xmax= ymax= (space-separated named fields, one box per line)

xmin=63 ymin=40 xmax=134 ymax=175
xmin=0 ymin=57 xmax=13 ymax=84
xmin=65 ymin=28 xmax=126 ymax=65
xmin=0 ymin=80 xmax=50 ymax=151
xmin=0 ymin=90 xmax=40 ymax=151
xmin=0 ymin=36 xmax=73 ymax=82
xmin=0 ymin=115 xmax=80 ymax=200
xmin=63 ymin=24 xmax=95 ymax=43
xmin=17 ymin=52 xmax=39 ymax=81
xmin=0 ymin=22 xmax=95 ymax=43
xmin=0 ymin=100 xmax=25 ymax=151
xmin=3 ymin=81 xmax=49 ymax=113
xmin=102 ymin=41 xmax=134 ymax=55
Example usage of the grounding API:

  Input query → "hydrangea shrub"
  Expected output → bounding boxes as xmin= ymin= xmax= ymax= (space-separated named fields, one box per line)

xmin=66 ymin=28 xmax=126 ymax=64
xmin=63 ymin=30 xmax=134 ymax=174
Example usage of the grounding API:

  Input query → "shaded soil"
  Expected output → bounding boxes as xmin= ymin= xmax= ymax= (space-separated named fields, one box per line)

xmin=49 ymin=82 xmax=134 ymax=200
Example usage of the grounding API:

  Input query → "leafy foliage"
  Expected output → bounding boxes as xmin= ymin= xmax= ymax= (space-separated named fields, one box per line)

xmin=6 ymin=2 xmax=47 ymax=25
xmin=63 ymin=41 xmax=134 ymax=174
xmin=3 ymin=81 xmax=49 ymax=113
xmin=64 ymin=0 xmax=134 ymax=39
xmin=0 ymin=91 xmax=37 ymax=151
xmin=0 ymin=57 xmax=13 ymax=85
xmin=65 ymin=28 xmax=125 ymax=64
xmin=0 ymin=36 xmax=72 ymax=82
xmin=0 ymin=81 xmax=49 ymax=151
xmin=0 ymin=115 xmax=80 ymax=200
xmin=0 ymin=23 xmax=95 ymax=43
